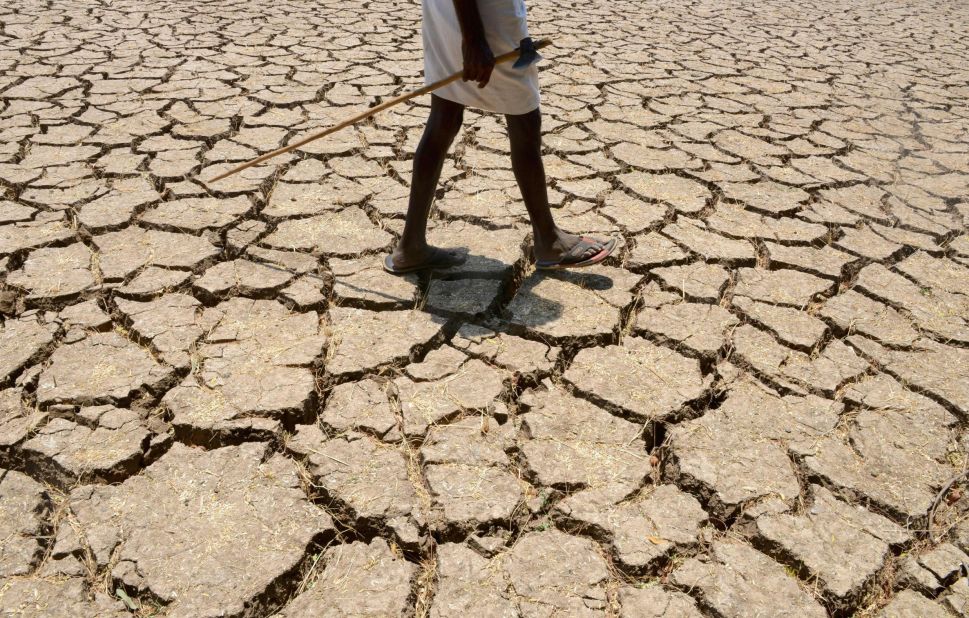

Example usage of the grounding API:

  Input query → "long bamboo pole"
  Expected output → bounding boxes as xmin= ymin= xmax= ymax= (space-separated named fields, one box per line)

xmin=208 ymin=38 xmax=551 ymax=183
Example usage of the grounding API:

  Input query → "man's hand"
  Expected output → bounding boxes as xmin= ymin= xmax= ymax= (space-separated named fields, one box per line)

xmin=452 ymin=0 xmax=494 ymax=88
xmin=462 ymin=37 xmax=494 ymax=88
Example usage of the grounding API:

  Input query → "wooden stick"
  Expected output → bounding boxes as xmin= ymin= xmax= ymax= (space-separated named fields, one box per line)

xmin=208 ymin=38 xmax=551 ymax=183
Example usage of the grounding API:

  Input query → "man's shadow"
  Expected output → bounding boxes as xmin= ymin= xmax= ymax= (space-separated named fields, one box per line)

xmin=424 ymin=248 xmax=615 ymax=327
xmin=241 ymin=247 xmax=613 ymax=330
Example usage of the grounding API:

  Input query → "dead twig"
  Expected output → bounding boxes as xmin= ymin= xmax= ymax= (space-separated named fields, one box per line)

xmin=928 ymin=468 xmax=969 ymax=542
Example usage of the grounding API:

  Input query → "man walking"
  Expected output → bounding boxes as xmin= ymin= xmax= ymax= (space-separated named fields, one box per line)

xmin=384 ymin=0 xmax=617 ymax=273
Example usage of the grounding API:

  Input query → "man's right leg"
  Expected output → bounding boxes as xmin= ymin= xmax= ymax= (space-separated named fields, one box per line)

xmin=391 ymin=94 xmax=466 ymax=269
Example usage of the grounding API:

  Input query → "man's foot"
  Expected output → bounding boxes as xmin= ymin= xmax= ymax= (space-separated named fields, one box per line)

xmin=383 ymin=245 xmax=467 ymax=275
xmin=534 ymin=230 xmax=617 ymax=270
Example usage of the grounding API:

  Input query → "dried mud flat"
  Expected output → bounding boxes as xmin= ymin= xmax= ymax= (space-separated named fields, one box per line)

xmin=1 ymin=0 xmax=969 ymax=616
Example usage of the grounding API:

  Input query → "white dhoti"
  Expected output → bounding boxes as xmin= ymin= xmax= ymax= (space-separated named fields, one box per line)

xmin=422 ymin=0 xmax=540 ymax=115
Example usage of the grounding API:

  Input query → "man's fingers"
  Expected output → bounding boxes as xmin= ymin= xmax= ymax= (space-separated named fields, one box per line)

xmin=464 ymin=65 xmax=484 ymax=87
xmin=477 ymin=66 xmax=492 ymax=88
xmin=477 ymin=64 xmax=494 ymax=88
xmin=462 ymin=58 xmax=494 ymax=87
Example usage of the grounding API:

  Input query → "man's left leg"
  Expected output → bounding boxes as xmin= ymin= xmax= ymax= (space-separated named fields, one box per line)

xmin=506 ymin=107 xmax=613 ymax=267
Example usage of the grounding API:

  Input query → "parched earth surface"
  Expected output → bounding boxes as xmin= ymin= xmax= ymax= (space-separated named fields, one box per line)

xmin=1 ymin=0 xmax=969 ymax=615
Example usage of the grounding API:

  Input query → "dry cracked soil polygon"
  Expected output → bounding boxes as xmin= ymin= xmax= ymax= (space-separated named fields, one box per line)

xmin=61 ymin=442 xmax=334 ymax=617
xmin=278 ymin=539 xmax=417 ymax=617
xmin=0 ymin=391 xmax=46 ymax=466
xmin=755 ymin=485 xmax=911 ymax=605
xmin=287 ymin=427 xmax=426 ymax=550
xmin=671 ymin=540 xmax=828 ymax=617
xmin=37 ymin=331 xmax=175 ymax=407
xmin=668 ymin=379 xmax=842 ymax=516
xmin=3 ymin=0 xmax=969 ymax=614
xmin=555 ymin=483 xmax=707 ymax=573
xmin=320 ymin=377 xmax=401 ymax=441
xmin=395 ymin=355 xmax=506 ymax=437
xmin=21 ymin=406 xmax=151 ymax=487
xmin=518 ymin=382 xmax=651 ymax=490
xmin=0 ymin=316 xmax=55 ymax=383
xmin=565 ymin=337 xmax=711 ymax=420
xmin=451 ymin=323 xmax=560 ymax=375
xmin=0 ymin=470 xmax=49 ymax=577
xmin=433 ymin=530 xmax=610 ymax=616
xmin=634 ymin=301 xmax=740 ymax=355
xmin=160 ymin=298 xmax=324 ymax=440
xmin=421 ymin=416 xmax=524 ymax=533
xmin=0 ymin=577 xmax=127 ymax=617
xmin=115 ymin=293 xmax=203 ymax=368
xmin=801 ymin=374 xmax=959 ymax=521
xmin=326 ymin=307 xmax=443 ymax=377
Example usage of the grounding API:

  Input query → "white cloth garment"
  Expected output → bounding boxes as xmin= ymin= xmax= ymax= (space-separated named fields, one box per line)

xmin=422 ymin=0 xmax=540 ymax=115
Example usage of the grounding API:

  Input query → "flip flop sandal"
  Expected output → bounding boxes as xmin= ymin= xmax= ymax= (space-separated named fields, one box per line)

xmin=536 ymin=236 xmax=618 ymax=271
xmin=383 ymin=247 xmax=467 ymax=275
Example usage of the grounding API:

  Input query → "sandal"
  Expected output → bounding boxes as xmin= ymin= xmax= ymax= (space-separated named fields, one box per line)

xmin=383 ymin=246 xmax=467 ymax=275
xmin=535 ymin=236 xmax=617 ymax=271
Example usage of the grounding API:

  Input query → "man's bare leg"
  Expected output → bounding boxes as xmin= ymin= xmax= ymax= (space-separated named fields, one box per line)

xmin=391 ymin=94 xmax=467 ymax=270
xmin=506 ymin=108 xmax=606 ymax=264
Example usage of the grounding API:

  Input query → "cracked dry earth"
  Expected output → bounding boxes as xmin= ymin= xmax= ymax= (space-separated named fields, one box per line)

xmin=2 ymin=0 xmax=969 ymax=616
